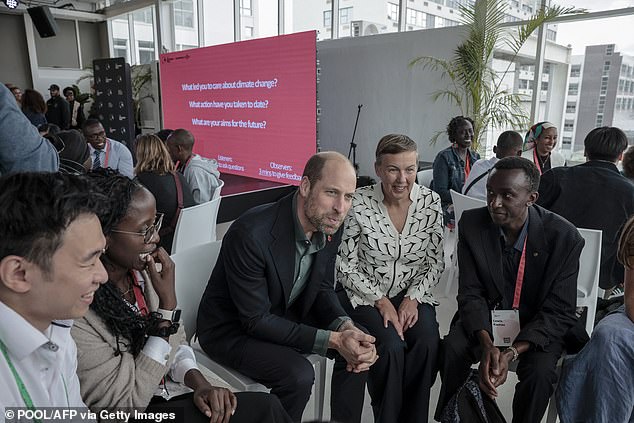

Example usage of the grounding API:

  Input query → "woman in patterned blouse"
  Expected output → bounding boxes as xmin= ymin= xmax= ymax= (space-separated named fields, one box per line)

xmin=337 ymin=134 xmax=444 ymax=423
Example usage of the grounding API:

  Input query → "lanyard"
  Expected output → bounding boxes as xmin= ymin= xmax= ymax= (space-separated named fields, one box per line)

xmin=103 ymin=139 xmax=111 ymax=168
xmin=512 ymin=237 xmax=528 ymax=309
xmin=464 ymin=154 xmax=471 ymax=178
xmin=0 ymin=337 xmax=69 ymax=418
xmin=532 ymin=149 xmax=550 ymax=175
xmin=130 ymin=271 xmax=149 ymax=316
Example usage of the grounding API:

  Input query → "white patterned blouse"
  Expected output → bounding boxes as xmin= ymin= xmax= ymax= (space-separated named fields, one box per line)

xmin=337 ymin=182 xmax=444 ymax=308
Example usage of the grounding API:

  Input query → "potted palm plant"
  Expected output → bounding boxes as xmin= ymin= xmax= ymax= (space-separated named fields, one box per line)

xmin=410 ymin=0 xmax=583 ymax=150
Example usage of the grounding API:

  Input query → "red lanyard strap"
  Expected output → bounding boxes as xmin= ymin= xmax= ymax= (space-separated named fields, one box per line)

xmin=130 ymin=272 xmax=149 ymax=316
xmin=533 ymin=149 xmax=542 ymax=175
xmin=512 ymin=237 xmax=528 ymax=309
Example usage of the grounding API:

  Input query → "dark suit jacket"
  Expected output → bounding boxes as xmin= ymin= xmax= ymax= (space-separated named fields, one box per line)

xmin=197 ymin=193 xmax=348 ymax=359
xmin=537 ymin=161 xmax=634 ymax=289
xmin=457 ymin=205 xmax=584 ymax=351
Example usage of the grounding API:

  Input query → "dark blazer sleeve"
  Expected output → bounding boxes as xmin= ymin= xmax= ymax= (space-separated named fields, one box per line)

xmin=456 ymin=213 xmax=495 ymax=336
xmin=515 ymin=228 xmax=584 ymax=350
xmin=222 ymin=225 xmax=319 ymax=353
xmin=536 ymin=168 xmax=560 ymax=209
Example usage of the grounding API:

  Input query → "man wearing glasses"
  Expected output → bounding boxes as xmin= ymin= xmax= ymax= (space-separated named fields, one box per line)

xmin=83 ymin=118 xmax=134 ymax=178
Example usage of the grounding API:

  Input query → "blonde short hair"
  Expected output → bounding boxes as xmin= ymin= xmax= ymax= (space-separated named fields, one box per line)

xmin=135 ymin=134 xmax=175 ymax=175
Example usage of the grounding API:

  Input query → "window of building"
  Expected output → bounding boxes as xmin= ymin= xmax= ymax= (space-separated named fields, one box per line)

xmin=133 ymin=9 xmax=152 ymax=24
xmin=244 ymin=26 xmax=254 ymax=38
xmin=113 ymin=38 xmax=128 ymax=60
xmin=568 ymin=83 xmax=579 ymax=95
xmin=323 ymin=10 xmax=332 ymax=27
xmin=388 ymin=3 xmax=399 ymax=21
xmin=541 ymin=81 xmax=549 ymax=91
xmin=174 ymin=0 xmax=194 ymax=27
xmin=426 ymin=13 xmax=436 ymax=28
xmin=566 ymin=102 xmax=576 ymax=113
xmin=340 ymin=7 xmax=352 ymax=24
xmin=240 ymin=0 xmax=252 ymax=17
xmin=564 ymin=119 xmax=574 ymax=131
xmin=596 ymin=115 xmax=603 ymax=126
xmin=138 ymin=40 xmax=154 ymax=64
xmin=522 ymin=4 xmax=533 ymax=13
xmin=606 ymin=44 xmax=614 ymax=55
xmin=546 ymin=29 xmax=556 ymax=41
xmin=619 ymin=79 xmax=625 ymax=92
xmin=176 ymin=44 xmax=197 ymax=51
xmin=570 ymin=64 xmax=581 ymax=77
xmin=616 ymin=97 xmax=622 ymax=110
xmin=562 ymin=136 xmax=572 ymax=146
xmin=604 ymin=61 xmax=611 ymax=73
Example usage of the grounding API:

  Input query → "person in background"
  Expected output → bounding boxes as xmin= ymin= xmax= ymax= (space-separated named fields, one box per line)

xmin=337 ymin=134 xmax=443 ymax=423
xmin=621 ymin=145 xmax=634 ymax=182
xmin=0 ymin=172 xmax=107 ymax=410
xmin=556 ymin=214 xmax=634 ymax=423
xmin=57 ymin=130 xmax=92 ymax=174
xmin=538 ymin=126 xmax=634 ymax=297
xmin=166 ymin=128 xmax=221 ymax=204
xmin=135 ymin=134 xmax=195 ymax=253
xmin=63 ymin=86 xmax=85 ymax=131
xmin=0 ymin=83 xmax=58 ymax=175
xmin=432 ymin=115 xmax=480 ymax=225
xmin=21 ymin=88 xmax=48 ymax=127
xmin=73 ymin=170 xmax=291 ymax=423
xmin=462 ymin=130 xmax=523 ymax=200
xmin=83 ymin=118 xmax=134 ymax=178
xmin=521 ymin=122 xmax=565 ymax=174
xmin=46 ymin=84 xmax=70 ymax=130
xmin=5 ymin=84 xmax=22 ymax=105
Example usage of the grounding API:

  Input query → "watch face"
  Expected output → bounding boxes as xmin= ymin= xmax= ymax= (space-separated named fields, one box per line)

xmin=173 ymin=309 xmax=182 ymax=323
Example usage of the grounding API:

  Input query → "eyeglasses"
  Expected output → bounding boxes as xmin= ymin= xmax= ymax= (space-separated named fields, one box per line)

xmin=86 ymin=131 xmax=106 ymax=141
xmin=111 ymin=213 xmax=164 ymax=244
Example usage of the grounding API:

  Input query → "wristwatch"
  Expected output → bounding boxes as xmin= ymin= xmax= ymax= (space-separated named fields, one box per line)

xmin=148 ymin=322 xmax=180 ymax=338
xmin=156 ymin=308 xmax=182 ymax=323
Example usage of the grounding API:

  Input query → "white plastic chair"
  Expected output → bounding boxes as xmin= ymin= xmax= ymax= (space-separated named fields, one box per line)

xmin=174 ymin=241 xmax=327 ymax=420
xmin=444 ymin=190 xmax=486 ymax=297
xmin=417 ymin=169 xmax=434 ymax=188
xmin=212 ymin=179 xmax=225 ymax=201
xmin=574 ymin=228 xmax=602 ymax=337
xmin=170 ymin=197 xmax=222 ymax=254
xmin=171 ymin=241 xmax=221 ymax=342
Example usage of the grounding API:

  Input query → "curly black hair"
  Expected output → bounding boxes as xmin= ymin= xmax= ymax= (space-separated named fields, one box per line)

xmin=446 ymin=115 xmax=475 ymax=143
xmin=86 ymin=169 xmax=161 ymax=356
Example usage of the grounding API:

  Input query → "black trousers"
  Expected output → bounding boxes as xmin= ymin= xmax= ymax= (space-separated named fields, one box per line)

xmin=206 ymin=335 xmax=367 ymax=423
xmin=145 ymin=391 xmax=291 ymax=423
xmin=340 ymin=290 xmax=440 ymax=423
xmin=435 ymin=320 xmax=564 ymax=423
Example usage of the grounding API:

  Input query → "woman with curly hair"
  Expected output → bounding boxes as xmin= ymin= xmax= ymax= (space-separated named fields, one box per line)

xmin=431 ymin=115 xmax=480 ymax=225
xmin=72 ymin=170 xmax=290 ymax=423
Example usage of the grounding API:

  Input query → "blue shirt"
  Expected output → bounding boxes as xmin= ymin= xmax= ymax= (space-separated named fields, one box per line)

xmin=88 ymin=138 xmax=134 ymax=178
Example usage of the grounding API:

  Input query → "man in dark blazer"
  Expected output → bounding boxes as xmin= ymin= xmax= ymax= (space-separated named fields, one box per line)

xmin=197 ymin=152 xmax=377 ymax=423
xmin=435 ymin=157 xmax=585 ymax=423
xmin=538 ymin=126 xmax=634 ymax=292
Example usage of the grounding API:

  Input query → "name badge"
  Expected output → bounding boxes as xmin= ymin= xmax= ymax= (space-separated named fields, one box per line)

xmin=491 ymin=309 xmax=520 ymax=347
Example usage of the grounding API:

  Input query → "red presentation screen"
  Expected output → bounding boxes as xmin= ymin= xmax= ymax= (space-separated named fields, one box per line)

xmin=159 ymin=31 xmax=317 ymax=186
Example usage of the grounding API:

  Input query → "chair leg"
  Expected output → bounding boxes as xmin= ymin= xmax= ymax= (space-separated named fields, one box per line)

xmin=313 ymin=358 xmax=326 ymax=421
xmin=545 ymin=393 xmax=559 ymax=423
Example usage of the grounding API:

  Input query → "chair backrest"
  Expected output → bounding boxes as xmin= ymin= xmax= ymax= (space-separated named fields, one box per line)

xmin=450 ymin=189 xmax=486 ymax=232
xmin=171 ymin=196 xmax=222 ymax=254
xmin=576 ymin=228 xmax=602 ymax=336
xmin=212 ymin=179 xmax=225 ymax=201
xmin=417 ymin=169 xmax=434 ymax=188
xmin=171 ymin=240 xmax=222 ymax=341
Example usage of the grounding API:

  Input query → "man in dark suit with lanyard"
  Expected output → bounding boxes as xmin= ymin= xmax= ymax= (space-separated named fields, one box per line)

xmin=197 ymin=152 xmax=377 ymax=423
xmin=435 ymin=156 xmax=585 ymax=423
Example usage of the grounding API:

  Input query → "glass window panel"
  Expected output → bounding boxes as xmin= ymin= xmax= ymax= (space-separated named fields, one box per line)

xmin=202 ymin=0 xmax=233 ymax=46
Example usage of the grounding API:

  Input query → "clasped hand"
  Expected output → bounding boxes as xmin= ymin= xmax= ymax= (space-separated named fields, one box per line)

xmin=333 ymin=323 xmax=378 ymax=373
xmin=478 ymin=344 xmax=513 ymax=399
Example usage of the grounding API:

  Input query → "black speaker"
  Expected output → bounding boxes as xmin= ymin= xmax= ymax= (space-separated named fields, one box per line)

xmin=28 ymin=6 xmax=59 ymax=38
